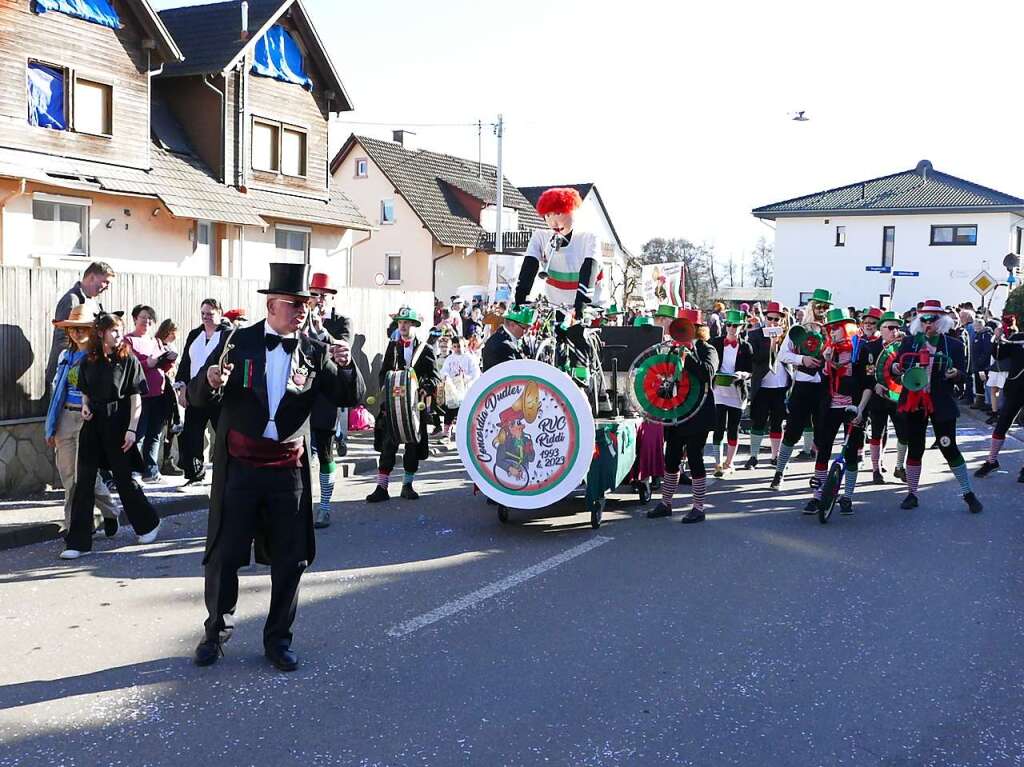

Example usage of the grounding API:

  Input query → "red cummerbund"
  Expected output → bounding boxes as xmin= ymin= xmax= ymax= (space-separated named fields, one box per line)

xmin=227 ymin=429 xmax=304 ymax=468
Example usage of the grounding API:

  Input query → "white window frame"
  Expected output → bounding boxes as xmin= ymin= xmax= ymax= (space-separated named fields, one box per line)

xmin=355 ymin=158 xmax=368 ymax=178
xmin=31 ymin=192 xmax=91 ymax=258
xmin=380 ymin=198 xmax=396 ymax=225
xmin=252 ymin=117 xmax=281 ymax=173
xmin=274 ymin=223 xmax=311 ymax=265
xmin=386 ymin=252 xmax=402 ymax=284
xmin=280 ymin=123 xmax=307 ymax=178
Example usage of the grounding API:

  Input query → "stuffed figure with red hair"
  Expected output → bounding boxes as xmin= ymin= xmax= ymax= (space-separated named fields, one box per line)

xmin=514 ymin=186 xmax=607 ymax=317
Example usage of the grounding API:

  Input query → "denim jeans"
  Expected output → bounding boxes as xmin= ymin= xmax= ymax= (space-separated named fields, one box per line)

xmin=137 ymin=395 xmax=167 ymax=477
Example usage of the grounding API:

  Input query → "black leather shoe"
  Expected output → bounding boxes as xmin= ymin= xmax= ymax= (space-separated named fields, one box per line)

xmin=264 ymin=644 xmax=298 ymax=672
xmin=400 ymin=484 xmax=419 ymax=500
xmin=744 ymin=456 xmax=758 ymax=469
xmin=872 ymin=470 xmax=885 ymax=485
xmin=839 ymin=497 xmax=854 ymax=515
xmin=974 ymin=460 xmax=998 ymax=478
xmin=1018 ymin=467 xmax=1024 ymax=484
xmin=365 ymin=486 xmax=390 ymax=503
xmin=335 ymin=439 xmax=348 ymax=458
xmin=893 ymin=466 xmax=906 ymax=482
xmin=103 ymin=516 xmax=119 ymax=538
xmin=769 ymin=471 xmax=783 ymax=491
xmin=900 ymin=493 xmax=918 ymax=510
xmin=964 ymin=492 xmax=983 ymax=514
xmin=680 ymin=509 xmax=705 ymax=524
xmin=803 ymin=498 xmax=819 ymax=514
xmin=645 ymin=503 xmax=671 ymax=519
xmin=194 ymin=638 xmax=223 ymax=667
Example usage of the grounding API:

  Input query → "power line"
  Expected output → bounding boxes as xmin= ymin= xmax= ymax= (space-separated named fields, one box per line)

xmin=331 ymin=119 xmax=482 ymax=128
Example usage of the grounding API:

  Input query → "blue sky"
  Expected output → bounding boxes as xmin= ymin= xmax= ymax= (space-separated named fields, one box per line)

xmin=153 ymin=0 xmax=1024 ymax=271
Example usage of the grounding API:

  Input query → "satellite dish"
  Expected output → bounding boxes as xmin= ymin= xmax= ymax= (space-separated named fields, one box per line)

xmin=790 ymin=110 xmax=809 ymax=122
xmin=374 ymin=272 xmax=386 ymax=287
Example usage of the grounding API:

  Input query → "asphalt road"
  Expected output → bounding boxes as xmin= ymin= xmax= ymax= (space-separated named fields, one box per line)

xmin=0 ymin=424 xmax=1021 ymax=767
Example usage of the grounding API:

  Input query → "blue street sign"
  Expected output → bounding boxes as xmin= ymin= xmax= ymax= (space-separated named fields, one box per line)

xmin=892 ymin=270 xmax=919 ymax=277
xmin=1009 ymin=274 xmax=1018 ymax=286
xmin=865 ymin=265 xmax=891 ymax=273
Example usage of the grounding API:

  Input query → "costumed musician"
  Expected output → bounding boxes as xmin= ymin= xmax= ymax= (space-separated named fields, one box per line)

xmin=974 ymin=312 xmax=1024 ymax=483
xmin=744 ymin=301 xmax=790 ymax=469
xmin=709 ymin=309 xmax=753 ymax=478
xmin=770 ymin=288 xmax=833 ymax=490
xmin=890 ymin=299 xmax=982 ymax=513
xmin=306 ymin=272 xmax=352 ymax=529
xmin=857 ymin=307 xmax=901 ymax=483
xmin=645 ymin=306 xmax=719 ymax=524
xmin=867 ymin=311 xmax=910 ymax=483
xmin=481 ymin=305 xmax=534 ymax=372
xmin=190 ymin=263 xmax=364 ymax=672
xmin=366 ymin=307 xmax=439 ymax=503
xmin=803 ymin=308 xmax=875 ymax=515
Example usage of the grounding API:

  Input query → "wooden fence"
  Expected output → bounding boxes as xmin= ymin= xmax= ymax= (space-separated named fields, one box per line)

xmin=0 ymin=265 xmax=432 ymax=421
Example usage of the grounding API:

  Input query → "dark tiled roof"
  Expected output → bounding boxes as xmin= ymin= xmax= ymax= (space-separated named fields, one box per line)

xmin=344 ymin=135 xmax=544 ymax=248
xmin=158 ymin=0 xmax=282 ymax=78
xmin=753 ymin=161 xmax=1024 ymax=219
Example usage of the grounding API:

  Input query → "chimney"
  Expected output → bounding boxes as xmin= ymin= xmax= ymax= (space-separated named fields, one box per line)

xmin=915 ymin=159 xmax=932 ymax=183
xmin=240 ymin=1 xmax=249 ymax=41
xmin=392 ymin=129 xmax=417 ymax=150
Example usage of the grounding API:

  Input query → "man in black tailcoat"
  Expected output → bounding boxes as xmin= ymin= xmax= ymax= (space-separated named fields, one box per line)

xmin=189 ymin=263 xmax=364 ymax=672
xmin=482 ymin=305 xmax=535 ymax=371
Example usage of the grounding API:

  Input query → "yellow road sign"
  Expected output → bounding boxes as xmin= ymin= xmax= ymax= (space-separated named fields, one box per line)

xmin=970 ymin=271 xmax=996 ymax=295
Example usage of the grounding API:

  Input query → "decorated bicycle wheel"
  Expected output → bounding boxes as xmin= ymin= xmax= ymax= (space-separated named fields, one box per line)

xmin=875 ymin=341 xmax=903 ymax=402
xmin=627 ymin=344 xmax=707 ymax=425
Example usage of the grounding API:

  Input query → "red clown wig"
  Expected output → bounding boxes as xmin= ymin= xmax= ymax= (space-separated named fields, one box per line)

xmin=536 ymin=187 xmax=583 ymax=216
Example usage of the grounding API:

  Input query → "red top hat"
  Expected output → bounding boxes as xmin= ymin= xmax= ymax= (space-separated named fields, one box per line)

xmin=764 ymin=301 xmax=782 ymax=316
xmin=918 ymin=299 xmax=944 ymax=316
xmin=678 ymin=308 xmax=703 ymax=324
xmin=309 ymin=272 xmax=337 ymax=294
xmin=863 ymin=307 xmax=883 ymax=320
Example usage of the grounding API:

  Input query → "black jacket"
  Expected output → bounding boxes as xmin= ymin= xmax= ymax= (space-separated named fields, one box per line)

xmin=378 ymin=337 xmax=439 ymax=392
xmin=993 ymin=332 xmax=1024 ymax=396
xmin=482 ymin=326 xmax=524 ymax=371
xmin=667 ymin=340 xmax=719 ymax=436
xmin=308 ymin=312 xmax=353 ymax=431
xmin=895 ymin=332 xmax=967 ymax=422
xmin=175 ymin=320 xmax=232 ymax=386
xmin=188 ymin=320 xmax=365 ymax=566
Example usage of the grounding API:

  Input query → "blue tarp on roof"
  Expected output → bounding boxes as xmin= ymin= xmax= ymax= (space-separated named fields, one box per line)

xmin=33 ymin=0 xmax=121 ymax=29
xmin=27 ymin=63 xmax=67 ymax=130
xmin=251 ymin=25 xmax=313 ymax=91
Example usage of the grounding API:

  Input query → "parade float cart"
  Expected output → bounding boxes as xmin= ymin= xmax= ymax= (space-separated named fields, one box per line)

xmin=457 ymin=360 xmax=646 ymax=528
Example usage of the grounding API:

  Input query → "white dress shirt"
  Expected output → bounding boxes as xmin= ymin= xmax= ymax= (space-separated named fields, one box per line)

xmin=713 ymin=343 xmax=742 ymax=408
xmin=778 ymin=336 xmax=822 ymax=383
xmin=263 ymin=324 xmax=296 ymax=440
xmin=188 ymin=328 xmax=222 ymax=380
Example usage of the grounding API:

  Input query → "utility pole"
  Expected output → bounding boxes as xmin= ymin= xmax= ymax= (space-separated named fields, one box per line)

xmin=477 ymin=119 xmax=483 ymax=181
xmin=494 ymin=113 xmax=504 ymax=255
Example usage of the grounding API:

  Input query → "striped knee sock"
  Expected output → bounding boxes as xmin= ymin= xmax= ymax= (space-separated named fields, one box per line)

xmin=377 ymin=470 xmax=390 ymax=489
xmin=906 ymin=460 xmax=922 ymax=494
xmin=843 ymin=468 xmax=858 ymax=499
xmin=776 ymin=442 xmax=795 ymax=476
xmin=692 ymin=476 xmax=706 ymax=511
xmin=769 ymin=432 xmax=782 ymax=459
xmin=812 ymin=462 xmax=828 ymax=499
xmin=988 ymin=435 xmax=1005 ymax=463
xmin=749 ymin=430 xmax=765 ymax=458
xmin=896 ymin=441 xmax=908 ymax=470
xmin=661 ymin=471 xmax=679 ymax=508
xmin=803 ymin=428 xmax=814 ymax=453
xmin=403 ymin=471 xmax=415 ymax=486
xmin=949 ymin=460 xmax=972 ymax=495
xmin=319 ymin=471 xmax=334 ymax=514
xmin=725 ymin=440 xmax=738 ymax=466
xmin=869 ymin=439 xmax=882 ymax=471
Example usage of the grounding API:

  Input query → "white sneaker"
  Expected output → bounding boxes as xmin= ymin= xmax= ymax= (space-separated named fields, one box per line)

xmin=137 ymin=520 xmax=161 ymax=545
xmin=59 ymin=549 xmax=90 ymax=560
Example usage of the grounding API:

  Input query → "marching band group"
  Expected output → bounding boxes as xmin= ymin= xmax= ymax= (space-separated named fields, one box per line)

xmin=48 ymin=185 xmax=1024 ymax=672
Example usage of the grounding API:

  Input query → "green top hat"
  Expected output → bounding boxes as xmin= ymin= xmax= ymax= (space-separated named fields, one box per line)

xmin=809 ymin=288 xmax=833 ymax=306
xmin=605 ymin=303 xmax=622 ymax=316
xmin=505 ymin=305 xmax=536 ymax=326
xmin=823 ymin=306 xmax=852 ymax=326
xmin=633 ymin=316 xmax=652 ymax=327
xmin=653 ymin=304 xmax=678 ymax=319
xmin=879 ymin=310 xmax=904 ymax=327
xmin=392 ymin=307 xmax=421 ymax=327
xmin=724 ymin=309 xmax=745 ymax=325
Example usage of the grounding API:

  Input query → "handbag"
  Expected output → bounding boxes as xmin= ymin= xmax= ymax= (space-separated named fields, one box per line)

xmin=444 ymin=375 xmax=468 ymax=409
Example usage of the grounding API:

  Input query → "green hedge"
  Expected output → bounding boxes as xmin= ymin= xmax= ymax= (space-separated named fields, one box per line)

xmin=1005 ymin=284 xmax=1024 ymax=317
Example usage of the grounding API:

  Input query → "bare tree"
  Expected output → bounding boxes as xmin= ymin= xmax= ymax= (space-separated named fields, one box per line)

xmin=750 ymin=236 xmax=775 ymax=288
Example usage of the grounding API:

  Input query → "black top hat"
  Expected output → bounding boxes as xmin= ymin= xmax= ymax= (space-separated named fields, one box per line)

xmin=258 ymin=263 xmax=312 ymax=298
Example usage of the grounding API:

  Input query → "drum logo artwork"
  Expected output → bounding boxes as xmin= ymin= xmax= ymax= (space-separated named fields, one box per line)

xmin=466 ymin=377 xmax=580 ymax=496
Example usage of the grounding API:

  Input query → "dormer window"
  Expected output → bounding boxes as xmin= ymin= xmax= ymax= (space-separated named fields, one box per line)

xmin=27 ymin=61 xmax=113 ymax=137
xmin=251 ymin=24 xmax=313 ymax=91
xmin=73 ymin=77 xmax=112 ymax=137
xmin=27 ymin=62 xmax=67 ymax=131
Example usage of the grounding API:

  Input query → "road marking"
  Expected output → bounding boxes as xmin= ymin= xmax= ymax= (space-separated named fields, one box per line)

xmin=386 ymin=535 xmax=614 ymax=638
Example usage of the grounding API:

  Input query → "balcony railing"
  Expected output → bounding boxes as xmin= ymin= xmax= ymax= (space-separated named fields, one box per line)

xmin=478 ymin=229 xmax=533 ymax=253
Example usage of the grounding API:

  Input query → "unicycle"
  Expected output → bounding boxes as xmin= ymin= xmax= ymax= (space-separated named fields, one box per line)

xmin=818 ymin=407 xmax=862 ymax=524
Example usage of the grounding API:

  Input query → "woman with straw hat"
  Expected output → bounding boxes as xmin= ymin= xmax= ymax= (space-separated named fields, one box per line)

xmin=45 ymin=305 xmax=120 ymax=537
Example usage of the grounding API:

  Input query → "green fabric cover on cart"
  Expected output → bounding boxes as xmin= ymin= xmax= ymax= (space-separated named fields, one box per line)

xmin=585 ymin=418 xmax=639 ymax=511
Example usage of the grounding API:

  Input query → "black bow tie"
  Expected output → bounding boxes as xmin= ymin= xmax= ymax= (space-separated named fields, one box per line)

xmin=265 ymin=335 xmax=298 ymax=354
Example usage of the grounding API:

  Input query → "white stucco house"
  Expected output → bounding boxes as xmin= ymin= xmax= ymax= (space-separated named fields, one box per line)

xmin=518 ymin=183 xmax=629 ymax=308
xmin=752 ymin=160 xmax=1024 ymax=315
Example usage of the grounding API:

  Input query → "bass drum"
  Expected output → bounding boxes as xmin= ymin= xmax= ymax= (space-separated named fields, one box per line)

xmin=875 ymin=341 xmax=903 ymax=402
xmin=627 ymin=343 xmax=709 ymax=425
xmin=384 ymin=369 xmax=421 ymax=444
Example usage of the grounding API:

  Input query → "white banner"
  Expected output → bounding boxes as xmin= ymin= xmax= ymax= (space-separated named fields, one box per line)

xmin=640 ymin=262 xmax=685 ymax=309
